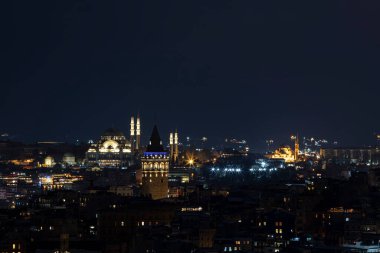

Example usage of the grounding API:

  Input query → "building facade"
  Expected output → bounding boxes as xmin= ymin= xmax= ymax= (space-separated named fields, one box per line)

xmin=141 ymin=125 xmax=169 ymax=200
xmin=320 ymin=147 xmax=380 ymax=165
xmin=86 ymin=128 xmax=133 ymax=168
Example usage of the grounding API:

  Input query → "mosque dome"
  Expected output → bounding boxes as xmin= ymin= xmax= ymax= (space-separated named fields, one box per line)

xmin=102 ymin=128 xmax=125 ymax=137
xmin=63 ymin=152 xmax=74 ymax=158
xmin=63 ymin=153 xmax=75 ymax=165
xmin=44 ymin=156 xmax=55 ymax=167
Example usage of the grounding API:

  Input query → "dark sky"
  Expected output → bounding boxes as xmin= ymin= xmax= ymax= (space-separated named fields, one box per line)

xmin=2 ymin=1 xmax=380 ymax=151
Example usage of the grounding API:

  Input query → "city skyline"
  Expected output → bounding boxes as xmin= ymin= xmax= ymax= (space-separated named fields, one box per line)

xmin=0 ymin=114 xmax=378 ymax=152
xmin=3 ymin=2 xmax=380 ymax=252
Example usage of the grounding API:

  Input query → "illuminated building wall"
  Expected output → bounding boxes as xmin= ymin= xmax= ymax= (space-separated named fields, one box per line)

xmin=86 ymin=128 xmax=132 ymax=168
xmin=39 ymin=173 xmax=83 ymax=190
xmin=320 ymin=147 xmax=380 ymax=165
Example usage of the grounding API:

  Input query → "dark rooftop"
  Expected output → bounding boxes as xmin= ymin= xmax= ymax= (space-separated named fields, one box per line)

xmin=146 ymin=125 xmax=164 ymax=152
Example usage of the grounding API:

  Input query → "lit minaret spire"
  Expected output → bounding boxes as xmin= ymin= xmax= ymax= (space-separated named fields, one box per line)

xmin=291 ymin=134 xmax=299 ymax=162
xmin=130 ymin=116 xmax=135 ymax=151
xmin=169 ymin=132 xmax=174 ymax=159
xmin=173 ymin=129 xmax=179 ymax=163
xmin=295 ymin=134 xmax=299 ymax=162
xmin=136 ymin=115 xmax=141 ymax=150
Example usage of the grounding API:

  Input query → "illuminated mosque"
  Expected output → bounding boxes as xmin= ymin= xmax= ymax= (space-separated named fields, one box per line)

xmin=265 ymin=136 xmax=300 ymax=163
xmin=86 ymin=115 xmax=141 ymax=168
xmin=265 ymin=146 xmax=295 ymax=163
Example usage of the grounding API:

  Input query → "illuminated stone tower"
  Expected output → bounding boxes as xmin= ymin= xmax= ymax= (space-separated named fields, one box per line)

xmin=141 ymin=125 xmax=169 ymax=200
xmin=136 ymin=115 xmax=141 ymax=151
xmin=130 ymin=116 xmax=135 ymax=151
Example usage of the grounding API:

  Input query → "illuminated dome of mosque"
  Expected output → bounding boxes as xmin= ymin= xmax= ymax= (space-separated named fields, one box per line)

xmin=102 ymin=127 xmax=125 ymax=137
xmin=44 ymin=156 xmax=55 ymax=167
xmin=63 ymin=152 xmax=75 ymax=158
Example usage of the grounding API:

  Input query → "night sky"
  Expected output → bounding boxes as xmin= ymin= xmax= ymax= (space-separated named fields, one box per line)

xmin=3 ymin=1 xmax=380 ymax=151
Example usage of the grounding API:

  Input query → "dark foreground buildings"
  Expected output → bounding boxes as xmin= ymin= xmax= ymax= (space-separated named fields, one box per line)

xmin=2 ymin=126 xmax=380 ymax=252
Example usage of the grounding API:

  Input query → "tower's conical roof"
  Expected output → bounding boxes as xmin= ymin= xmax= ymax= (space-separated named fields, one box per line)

xmin=146 ymin=125 xmax=164 ymax=152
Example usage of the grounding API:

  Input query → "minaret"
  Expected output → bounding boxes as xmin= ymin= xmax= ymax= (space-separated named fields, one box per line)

xmin=173 ymin=130 xmax=179 ymax=163
xmin=136 ymin=115 xmax=141 ymax=151
xmin=295 ymin=134 xmax=299 ymax=162
xmin=130 ymin=116 xmax=135 ymax=151
xmin=60 ymin=233 xmax=69 ymax=253
xmin=169 ymin=132 xmax=174 ymax=160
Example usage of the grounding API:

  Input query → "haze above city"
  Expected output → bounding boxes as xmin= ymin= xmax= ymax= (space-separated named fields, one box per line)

xmin=3 ymin=1 xmax=380 ymax=150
